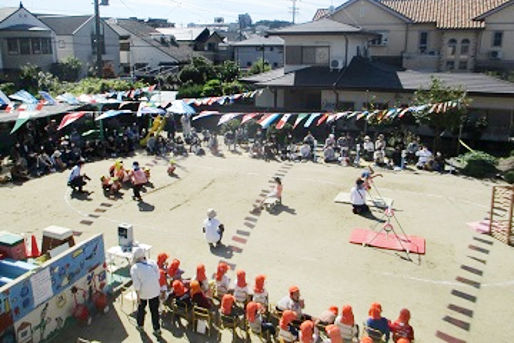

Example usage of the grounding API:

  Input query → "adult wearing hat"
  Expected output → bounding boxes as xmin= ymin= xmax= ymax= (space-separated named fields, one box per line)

xmin=130 ymin=161 xmax=147 ymax=201
xmin=130 ymin=247 xmax=161 ymax=336
xmin=202 ymin=208 xmax=224 ymax=248
xmin=68 ymin=160 xmax=90 ymax=193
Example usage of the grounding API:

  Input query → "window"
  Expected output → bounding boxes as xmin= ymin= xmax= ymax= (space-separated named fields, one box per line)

xmin=286 ymin=46 xmax=329 ymax=65
xmin=419 ymin=32 xmax=428 ymax=53
xmin=273 ymin=62 xmax=278 ymax=67
xmin=370 ymin=31 xmax=389 ymax=46
xmin=269 ymin=47 xmax=274 ymax=51
xmin=246 ymin=61 xmax=252 ymax=67
xmin=58 ymin=40 xmax=65 ymax=49
xmin=460 ymin=39 xmax=470 ymax=55
xmin=447 ymin=39 xmax=457 ymax=56
xmin=458 ymin=61 xmax=468 ymax=70
xmin=493 ymin=31 xmax=503 ymax=47
xmin=19 ymin=38 xmax=30 ymax=55
xmin=446 ymin=60 xmax=455 ymax=70
xmin=31 ymin=38 xmax=41 ymax=54
xmin=41 ymin=38 xmax=52 ymax=54
xmin=120 ymin=42 xmax=130 ymax=51
xmin=7 ymin=39 xmax=18 ymax=55
xmin=356 ymin=46 xmax=361 ymax=56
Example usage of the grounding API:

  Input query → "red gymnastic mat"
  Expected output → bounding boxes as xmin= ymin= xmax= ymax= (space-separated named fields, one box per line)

xmin=349 ymin=228 xmax=426 ymax=254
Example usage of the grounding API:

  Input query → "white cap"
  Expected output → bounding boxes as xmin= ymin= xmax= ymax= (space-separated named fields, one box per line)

xmin=132 ymin=247 xmax=145 ymax=262
xmin=207 ymin=208 xmax=217 ymax=219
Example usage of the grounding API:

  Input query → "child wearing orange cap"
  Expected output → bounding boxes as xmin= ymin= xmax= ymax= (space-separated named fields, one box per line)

xmin=366 ymin=303 xmax=390 ymax=342
xmin=389 ymin=308 xmax=414 ymax=342
xmin=220 ymin=294 xmax=237 ymax=316
xmin=317 ymin=306 xmax=338 ymax=325
xmin=335 ymin=305 xmax=359 ymax=342
xmin=252 ymin=274 xmax=268 ymax=306
xmin=324 ymin=324 xmax=343 ymax=343
xmin=213 ymin=262 xmax=231 ymax=298
xmin=299 ymin=320 xmax=319 ymax=343
xmin=196 ymin=264 xmax=209 ymax=292
xmin=167 ymin=258 xmax=186 ymax=281
xmin=171 ymin=279 xmax=191 ymax=306
xmin=277 ymin=285 xmax=311 ymax=321
xmin=190 ymin=280 xmax=212 ymax=310
xmin=233 ymin=269 xmax=251 ymax=303
xmin=278 ymin=310 xmax=298 ymax=343
xmin=246 ymin=301 xmax=275 ymax=336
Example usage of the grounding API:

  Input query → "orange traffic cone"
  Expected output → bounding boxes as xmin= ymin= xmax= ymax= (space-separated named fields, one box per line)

xmin=30 ymin=235 xmax=40 ymax=258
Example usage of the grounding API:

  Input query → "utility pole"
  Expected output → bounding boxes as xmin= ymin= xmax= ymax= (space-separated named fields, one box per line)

xmin=289 ymin=0 xmax=299 ymax=24
xmin=94 ymin=0 xmax=103 ymax=77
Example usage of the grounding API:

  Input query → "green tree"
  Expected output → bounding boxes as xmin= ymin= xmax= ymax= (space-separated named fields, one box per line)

xmin=202 ymin=79 xmax=222 ymax=96
xmin=178 ymin=57 xmax=217 ymax=85
xmin=413 ymin=77 xmax=470 ymax=151
xmin=216 ymin=60 xmax=241 ymax=83
xmin=50 ymin=56 xmax=83 ymax=82
xmin=222 ymin=81 xmax=245 ymax=95
xmin=248 ymin=58 xmax=271 ymax=75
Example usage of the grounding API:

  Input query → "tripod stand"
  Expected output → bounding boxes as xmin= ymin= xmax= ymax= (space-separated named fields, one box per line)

xmin=363 ymin=203 xmax=414 ymax=261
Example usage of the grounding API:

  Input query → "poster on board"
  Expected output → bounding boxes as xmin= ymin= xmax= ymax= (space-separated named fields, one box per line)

xmin=30 ymin=268 xmax=53 ymax=307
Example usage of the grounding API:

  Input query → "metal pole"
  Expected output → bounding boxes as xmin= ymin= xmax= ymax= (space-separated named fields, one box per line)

xmin=94 ymin=0 xmax=103 ymax=77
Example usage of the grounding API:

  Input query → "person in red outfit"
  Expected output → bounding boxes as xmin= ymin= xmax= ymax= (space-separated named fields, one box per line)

xmin=389 ymin=308 xmax=414 ymax=342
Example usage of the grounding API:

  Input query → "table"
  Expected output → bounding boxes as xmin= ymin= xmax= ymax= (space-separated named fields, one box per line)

xmin=106 ymin=243 xmax=152 ymax=266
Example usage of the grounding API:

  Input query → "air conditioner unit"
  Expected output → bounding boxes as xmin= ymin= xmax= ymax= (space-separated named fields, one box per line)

xmin=489 ymin=50 xmax=502 ymax=60
xmin=330 ymin=59 xmax=344 ymax=70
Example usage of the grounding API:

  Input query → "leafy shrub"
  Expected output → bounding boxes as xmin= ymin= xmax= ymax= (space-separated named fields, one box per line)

xmin=0 ymin=82 xmax=15 ymax=95
xmin=176 ymin=84 xmax=204 ymax=99
xmin=457 ymin=151 xmax=498 ymax=178
xmin=222 ymin=81 xmax=245 ymax=95
xmin=50 ymin=56 xmax=82 ymax=82
xmin=504 ymin=171 xmax=514 ymax=184
xmin=202 ymin=79 xmax=222 ymax=97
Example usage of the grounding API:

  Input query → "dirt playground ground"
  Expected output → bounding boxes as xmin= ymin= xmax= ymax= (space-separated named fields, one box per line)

xmin=1 ymin=148 xmax=513 ymax=343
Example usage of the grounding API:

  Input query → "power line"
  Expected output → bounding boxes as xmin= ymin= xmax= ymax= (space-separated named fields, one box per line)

xmin=289 ymin=0 xmax=299 ymax=24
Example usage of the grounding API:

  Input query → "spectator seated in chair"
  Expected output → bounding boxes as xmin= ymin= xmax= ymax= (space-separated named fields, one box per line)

xmin=233 ymin=269 xmax=251 ymax=303
xmin=335 ymin=305 xmax=359 ymax=343
xmin=220 ymin=293 xmax=243 ymax=318
xmin=190 ymin=280 xmax=212 ymax=310
xmin=366 ymin=303 xmax=390 ymax=342
xmin=389 ymin=308 xmax=414 ymax=343
xmin=299 ymin=320 xmax=319 ymax=343
xmin=171 ymin=280 xmax=191 ymax=306
xmin=196 ymin=264 xmax=210 ymax=293
xmin=324 ymin=324 xmax=343 ymax=343
xmin=213 ymin=262 xmax=231 ymax=298
xmin=252 ymin=274 xmax=269 ymax=307
xmin=277 ymin=285 xmax=312 ymax=321
xmin=415 ymin=146 xmax=433 ymax=170
xmin=323 ymin=145 xmax=338 ymax=163
xmin=246 ymin=301 xmax=276 ymax=336
xmin=317 ymin=306 xmax=338 ymax=326
xmin=278 ymin=310 xmax=298 ymax=343
xmin=167 ymin=258 xmax=186 ymax=282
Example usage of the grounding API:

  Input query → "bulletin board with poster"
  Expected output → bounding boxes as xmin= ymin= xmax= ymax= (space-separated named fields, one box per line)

xmin=4 ymin=234 xmax=105 ymax=323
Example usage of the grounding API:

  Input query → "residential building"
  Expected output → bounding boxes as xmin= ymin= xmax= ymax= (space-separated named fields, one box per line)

xmin=314 ymin=0 xmax=514 ymax=72
xmin=156 ymin=26 xmax=228 ymax=63
xmin=242 ymin=18 xmax=514 ymax=141
xmin=107 ymin=18 xmax=195 ymax=75
xmin=232 ymin=35 xmax=284 ymax=69
xmin=0 ymin=4 xmax=57 ymax=73
xmin=38 ymin=14 xmax=120 ymax=77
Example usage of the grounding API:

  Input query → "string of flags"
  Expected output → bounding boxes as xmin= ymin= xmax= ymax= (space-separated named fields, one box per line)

xmin=192 ymin=98 xmax=466 ymax=129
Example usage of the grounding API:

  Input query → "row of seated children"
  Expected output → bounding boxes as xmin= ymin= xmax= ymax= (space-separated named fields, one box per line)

xmin=155 ymin=257 xmax=414 ymax=342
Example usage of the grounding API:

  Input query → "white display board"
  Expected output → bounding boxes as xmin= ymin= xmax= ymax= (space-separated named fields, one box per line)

xmin=30 ymin=268 xmax=53 ymax=307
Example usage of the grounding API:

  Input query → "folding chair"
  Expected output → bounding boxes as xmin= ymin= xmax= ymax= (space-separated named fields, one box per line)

xmin=170 ymin=298 xmax=191 ymax=326
xmin=192 ymin=306 xmax=213 ymax=336
xmin=218 ymin=312 xmax=241 ymax=342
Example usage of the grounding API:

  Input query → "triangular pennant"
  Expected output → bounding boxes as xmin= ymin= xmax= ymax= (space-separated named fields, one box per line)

xmin=276 ymin=113 xmax=292 ymax=129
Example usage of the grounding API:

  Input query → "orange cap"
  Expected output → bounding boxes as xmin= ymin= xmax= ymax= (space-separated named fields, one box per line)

xmin=397 ymin=308 xmax=410 ymax=324
xmin=221 ymin=294 xmax=235 ymax=315
xmin=246 ymin=301 xmax=261 ymax=323
xmin=157 ymin=253 xmax=169 ymax=268
xmin=216 ymin=262 xmax=228 ymax=281
xmin=196 ymin=264 xmax=207 ymax=282
xmin=236 ymin=269 xmax=247 ymax=288
xmin=190 ymin=280 xmax=201 ymax=296
xmin=279 ymin=310 xmax=297 ymax=330
xmin=254 ymin=274 xmax=266 ymax=293
xmin=325 ymin=324 xmax=343 ymax=343
xmin=329 ymin=306 xmax=338 ymax=316
xmin=289 ymin=285 xmax=300 ymax=294
xmin=340 ymin=305 xmax=355 ymax=326
xmin=172 ymin=280 xmax=186 ymax=297
xmin=300 ymin=320 xmax=314 ymax=343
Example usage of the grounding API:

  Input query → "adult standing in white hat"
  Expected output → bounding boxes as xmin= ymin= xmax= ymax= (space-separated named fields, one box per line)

xmin=130 ymin=247 xmax=161 ymax=336
xmin=202 ymin=209 xmax=225 ymax=248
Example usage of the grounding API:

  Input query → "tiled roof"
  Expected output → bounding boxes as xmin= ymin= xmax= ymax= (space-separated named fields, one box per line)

xmin=0 ymin=7 xmax=18 ymax=23
xmin=110 ymin=19 xmax=196 ymax=63
xmin=232 ymin=35 xmax=283 ymax=47
xmin=268 ymin=18 xmax=364 ymax=36
xmin=38 ymin=15 xmax=92 ymax=35
xmin=378 ymin=0 xmax=511 ymax=29
xmin=313 ymin=8 xmax=330 ymax=21
xmin=250 ymin=57 xmax=514 ymax=95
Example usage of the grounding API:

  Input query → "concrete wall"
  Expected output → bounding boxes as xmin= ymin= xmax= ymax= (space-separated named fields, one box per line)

xmin=234 ymin=46 xmax=284 ymax=69
xmin=0 ymin=7 xmax=57 ymax=71
xmin=0 ymin=31 xmax=56 ymax=71
xmin=282 ymin=34 xmax=368 ymax=72
xmin=476 ymin=3 xmax=514 ymax=70
xmin=54 ymin=35 xmax=74 ymax=61
xmin=72 ymin=19 xmax=120 ymax=76
xmin=330 ymin=0 xmax=407 ymax=58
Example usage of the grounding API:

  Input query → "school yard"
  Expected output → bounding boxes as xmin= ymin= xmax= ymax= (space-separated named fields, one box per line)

xmin=1 ymin=149 xmax=512 ymax=343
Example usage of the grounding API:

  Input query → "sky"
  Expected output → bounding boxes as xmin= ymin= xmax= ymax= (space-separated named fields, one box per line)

xmin=5 ymin=0 xmax=340 ymax=26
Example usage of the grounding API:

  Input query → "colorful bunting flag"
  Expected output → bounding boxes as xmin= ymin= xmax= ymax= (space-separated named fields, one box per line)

xmin=276 ymin=113 xmax=292 ymax=129
xmin=39 ymin=91 xmax=56 ymax=105
xmin=293 ymin=113 xmax=309 ymax=128
xmin=58 ymin=111 xmax=87 ymax=130
xmin=259 ymin=113 xmax=280 ymax=129
xmin=316 ymin=113 xmax=329 ymax=126
xmin=9 ymin=90 xmax=38 ymax=104
xmin=241 ymin=113 xmax=260 ymax=125
xmin=304 ymin=113 xmax=321 ymax=128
